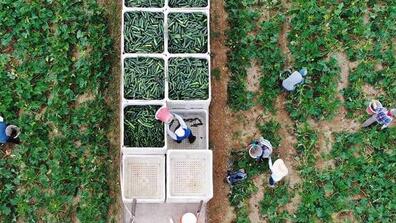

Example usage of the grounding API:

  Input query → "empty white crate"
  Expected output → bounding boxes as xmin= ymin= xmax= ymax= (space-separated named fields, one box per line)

xmin=122 ymin=155 xmax=165 ymax=203
xmin=166 ymin=150 xmax=213 ymax=203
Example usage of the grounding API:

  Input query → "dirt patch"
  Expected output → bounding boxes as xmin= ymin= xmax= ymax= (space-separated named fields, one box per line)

xmin=247 ymin=60 xmax=261 ymax=92
xmin=279 ymin=15 xmax=293 ymax=67
xmin=228 ymin=105 xmax=266 ymax=149
xmin=76 ymin=92 xmax=95 ymax=106
xmin=207 ymin=0 xmax=235 ymax=222
xmin=331 ymin=211 xmax=356 ymax=223
xmin=248 ymin=175 xmax=266 ymax=223
xmin=275 ymin=94 xmax=301 ymax=188
xmin=362 ymin=84 xmax=385 ymax=98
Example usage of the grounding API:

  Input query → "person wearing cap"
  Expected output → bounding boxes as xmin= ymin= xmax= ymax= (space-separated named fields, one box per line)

xmin=268 ymin=157 xmax=288 ymax=188
xmin=0 ymin=115 xmax=21 ymax=145
xmin=363 ymin=107 xmax=396 ymax=130
xmin=166 ymin=113 xmax=196 ymax=144
xmin=249 ymin=137 xmax=273 ymax=161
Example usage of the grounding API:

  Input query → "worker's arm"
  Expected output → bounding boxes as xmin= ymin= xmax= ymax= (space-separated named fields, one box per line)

xmin=165 ymin=123 xmax=177 ymax=140
xmin=268 ymin=157 xmax=273 ymax=170
xmin=173 ymin=113 xmax=187 ymax=129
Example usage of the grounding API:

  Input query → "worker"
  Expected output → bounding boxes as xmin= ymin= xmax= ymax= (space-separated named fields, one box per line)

xmin=268 ymin=157 xmax=288 ymax=188
xmin=166 ymin=113 xmax=196 ymax=144
xmin=362 ymin=103 xmax=395 ymax=130
xmin=0 ymin=115 xmax=21 ymax=145
xmin=248 ymin=137 xmax=273 ymax=161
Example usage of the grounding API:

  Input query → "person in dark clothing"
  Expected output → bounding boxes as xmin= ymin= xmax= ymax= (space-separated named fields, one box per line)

xmin=0 ymin=116 xmax=21 ymax=145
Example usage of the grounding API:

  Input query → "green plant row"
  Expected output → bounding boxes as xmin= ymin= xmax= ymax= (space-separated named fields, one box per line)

xmin=124 ymin=106 xmax=164 ymax=147
xmin=124 ymin=57 xmax=165 ymax=100
xmin=168 ymin=57 xmax=209 ymax=100
xmin=124 ymin=12 xmax=164 ymax=53
xmin=225 ymin=0 xmax=259 ymax=111
xmin=168 ymin=13 xmax=208 ymax=53
xmin=0 ymin=0 xmax=112 ymax=221
xmin=125 ymin=0 xmax=164 ymax=8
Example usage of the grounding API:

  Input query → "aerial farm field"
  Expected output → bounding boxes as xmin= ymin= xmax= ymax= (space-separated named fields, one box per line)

xmin=209 ymin=0 xmax=396 ymax=222
xmin=0 ymin=0 xmax=395 ymax=223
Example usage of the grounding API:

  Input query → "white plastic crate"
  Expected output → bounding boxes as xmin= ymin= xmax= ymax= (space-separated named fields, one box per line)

xmin=121 ymin=155 xmax=166 ymax=203
xmin=166 ymin=150 xmax=213 ymax=203
xmin=121 ymin=102 xmax=167 ymax=155
xmin=121 ymin=3 xmax=211 ymax=110
xmin=166 ymin=109 xmax=208 ymax=150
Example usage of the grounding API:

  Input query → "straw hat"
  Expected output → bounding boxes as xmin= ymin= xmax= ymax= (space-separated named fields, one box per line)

xmin=181 ymin=213 xmax=197 ymax=223
xmin=271 ymin=159 xmax=288 ymax=182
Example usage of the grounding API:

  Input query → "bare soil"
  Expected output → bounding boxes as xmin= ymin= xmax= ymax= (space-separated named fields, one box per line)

xmin=208 ymin=0 xmax=235 ymax=222
xmin=248 ymin=175 xmax=266 ymax=223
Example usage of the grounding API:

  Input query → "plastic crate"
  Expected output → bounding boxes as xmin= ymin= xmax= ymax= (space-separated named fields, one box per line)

xmin=121 ymin=4 xmax=211 ymax=110
xmin=166 ymin=109 xmax=208 ymax=150
xmin=121 ymin=155 xmax=166 ymax=203
xmin=166 ymin=150 xmax=213 ymax=203
xmin=121 ymin=102 xmax=167 ymax=155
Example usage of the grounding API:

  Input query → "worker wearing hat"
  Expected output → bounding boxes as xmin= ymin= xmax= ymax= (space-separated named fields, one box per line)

xmin=0 ymin=115 xmax=21 ymax=145
xmin=363 ymin=105 xmax=396 ymax=130
xmin=166 ymin=113 xmax=196 ymax=144
xmin=268 ymin=157 xmax=288 ymax=188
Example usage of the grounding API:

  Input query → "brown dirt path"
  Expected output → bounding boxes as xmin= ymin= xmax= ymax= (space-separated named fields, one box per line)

xmin=208 ymin=0 xmax=235 ymax=222
xmin=248 ymin=175 xmax=266 ymax=223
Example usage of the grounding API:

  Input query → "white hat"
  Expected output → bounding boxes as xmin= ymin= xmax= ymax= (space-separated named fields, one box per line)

xmin=0 ymin=116 xmax=3 ymax=122
xmin=181 ymin=213 xmax=197 ymax=223
xmin=271 ymin=159 xmax=288 ymax=182
xmin=390 ymin=109 xmax=396 ymax=117
xmin=175 ymin=127 xmax=186 ymax=137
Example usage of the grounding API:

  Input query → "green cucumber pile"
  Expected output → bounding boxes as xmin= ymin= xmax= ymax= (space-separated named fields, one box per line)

xmin=168 ymin=58 xmax=209 ymax=100
xmin=125 ymin=0 xmax=164 ymax=7
xmin=124 ymin=106 xmax=164 ymax=147
xmin=124 ymin=12 xmax=164 ymax=53
xmin=124 ymin=57 xmax=164 ymax=100
xmin=168 ymin=13 xmax=208 ymax=53
xmin=169 ymin=0 xmax=207 ymax=8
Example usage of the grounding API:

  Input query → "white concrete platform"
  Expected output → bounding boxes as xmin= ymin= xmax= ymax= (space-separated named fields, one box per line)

xmin=123 ymin=203 xmax=207 ymax=223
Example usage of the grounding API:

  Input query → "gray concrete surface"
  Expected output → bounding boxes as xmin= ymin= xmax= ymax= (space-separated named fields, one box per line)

xmin=123 ymin=203 xmax=207 ymax=223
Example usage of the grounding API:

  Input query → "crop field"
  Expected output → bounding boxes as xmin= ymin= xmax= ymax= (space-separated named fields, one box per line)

xmin=209 ymin=0 xmax=396 ymax=223
xmin=0 ymin=0 xmax=114 ymax=222
xmin=1 ymin=0 xmax=395 ymax=222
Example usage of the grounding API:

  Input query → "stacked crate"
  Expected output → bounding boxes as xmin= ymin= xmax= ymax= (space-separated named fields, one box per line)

xmin=120 ymin=0 xmax=212 ymax=205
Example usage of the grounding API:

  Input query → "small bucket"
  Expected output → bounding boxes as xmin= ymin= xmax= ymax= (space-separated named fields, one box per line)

xmin=366 ymin=100 xmax=382 ymax=115
xmin=248 ymin=144 xmax=263 ymax=159
xmin=155 ymin=106 xmax=174 ymax=123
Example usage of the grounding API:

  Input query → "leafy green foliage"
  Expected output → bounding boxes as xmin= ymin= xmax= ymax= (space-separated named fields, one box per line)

xmin=229 ymin=151 xmax=269 ymax=223
xmin=0 ymin=0 xmax=112 ymax=221
xmin=225 ymin=0 xmax=259 ymax=111
xmin=259 ymin=183 xmax=291 ymax=222
xmin=257 ymin=120 xmax=281 ymax=148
